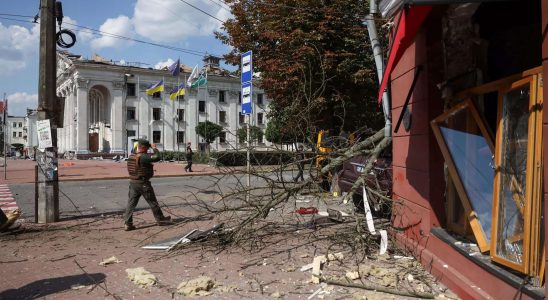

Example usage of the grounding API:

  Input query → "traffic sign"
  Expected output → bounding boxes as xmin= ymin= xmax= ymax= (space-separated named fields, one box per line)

xmin=241 ymin=82 xmax=252 ymax=115
xmin=241 ymin=51 xmax=252 ymax=84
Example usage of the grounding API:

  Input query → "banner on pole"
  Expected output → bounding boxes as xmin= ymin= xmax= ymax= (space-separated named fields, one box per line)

xmin=37 ymin=119 xmax=53 ymax=149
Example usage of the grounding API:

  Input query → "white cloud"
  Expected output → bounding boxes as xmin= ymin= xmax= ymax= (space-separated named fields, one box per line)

xmin=133 ymin=0 xmax=230 ymax=42
xmin=6 ymin=92 xmax=37 ymax=116
xmin=90 ymin=15 xmax=134 ymax=49
xmin=62 ymin=16 xmax=94 ymax=43
xmin=154 ymin=58 xmax=175 ymax=70
xmin=0 ymin=22 xmax=40 ymax=74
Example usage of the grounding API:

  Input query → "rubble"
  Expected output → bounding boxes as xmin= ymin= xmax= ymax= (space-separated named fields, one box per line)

xmin=346 ymin=271 xmax=360 ymax=280
xmin=126 ymin=267 xmax=157 ymax=288
xmin=99 ymin=256 xmax=121 ymax=266
xmin=177 ymin=276 xmax=215 ymax=296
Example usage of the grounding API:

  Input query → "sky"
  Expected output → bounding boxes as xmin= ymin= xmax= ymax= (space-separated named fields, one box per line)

xmin=0 ymin=0 xmax=234 ymax=116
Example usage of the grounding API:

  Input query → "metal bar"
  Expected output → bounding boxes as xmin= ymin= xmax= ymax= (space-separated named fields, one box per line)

xmin=394 ymin=66 xmax=423 ymax=133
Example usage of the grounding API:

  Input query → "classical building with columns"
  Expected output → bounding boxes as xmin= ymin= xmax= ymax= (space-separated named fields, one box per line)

xmin=56 ymin=52 xmax=270 ymax=156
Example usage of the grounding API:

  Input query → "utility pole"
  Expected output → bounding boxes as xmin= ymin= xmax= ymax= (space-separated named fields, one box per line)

xmin=36 ymin=0 xmax=59 ymax=223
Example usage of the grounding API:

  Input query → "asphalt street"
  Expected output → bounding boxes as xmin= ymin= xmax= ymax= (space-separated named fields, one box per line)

xmin=10 ymin=171 xmax=302 ymax=220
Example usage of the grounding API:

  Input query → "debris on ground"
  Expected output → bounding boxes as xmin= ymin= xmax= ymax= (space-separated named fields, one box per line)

xmin=99 ymin=256 xmax=121 ymax=266
xmin=311 ymin=255 xmax=327 ymax=283
xmin=346 ymin=271 xmax=360 ymax=280
xmin=126 ymin=267 xmax=157 ymax=288
xmin=177 ymin=275 xmax=215 ymax=296
xmin=270 ymin=291 xmax=283 ymax=298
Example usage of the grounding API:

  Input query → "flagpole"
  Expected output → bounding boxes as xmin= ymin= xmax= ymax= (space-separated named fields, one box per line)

xmin=137 ymin=75 xmax=140 ymax=139
xmin=162 ymin=76 xmax=165 ymax=161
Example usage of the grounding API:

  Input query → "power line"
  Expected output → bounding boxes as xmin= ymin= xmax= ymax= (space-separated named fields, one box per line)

xmin=0 ymin=14 xmax=221 ymax=58
xmin=0 ymin=13 xmax=35 ymax=18
xmin=176 ymin=0 xmax=225 ymax=23
xmin=208 ymin=0 xmax=231 ymax=12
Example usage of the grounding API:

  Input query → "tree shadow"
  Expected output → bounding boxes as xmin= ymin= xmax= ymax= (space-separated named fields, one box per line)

xmin=0 ymin=273 xmax=106 ymax=300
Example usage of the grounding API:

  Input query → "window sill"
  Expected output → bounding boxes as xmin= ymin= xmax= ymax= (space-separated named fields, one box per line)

xmin=431 ymin=227 xmax=544 ymax=298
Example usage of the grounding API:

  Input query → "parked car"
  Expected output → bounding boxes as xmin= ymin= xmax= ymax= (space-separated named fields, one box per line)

xmin=337 ymin=148 xmax=392 ymax=217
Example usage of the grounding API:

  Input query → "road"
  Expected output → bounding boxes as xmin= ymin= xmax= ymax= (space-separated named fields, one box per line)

xmin=11 ymin=171 xmax=301 ymax=220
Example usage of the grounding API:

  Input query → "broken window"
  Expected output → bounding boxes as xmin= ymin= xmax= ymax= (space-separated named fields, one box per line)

xmin=491 ymin=73 xmax=543 ymax=274
xmin=432 ymin=99 xmax=495 ymax=252
xmin=432 ymin=67 xmax=544 ymax=277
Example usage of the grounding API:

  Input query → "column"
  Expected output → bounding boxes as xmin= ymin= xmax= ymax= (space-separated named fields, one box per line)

xmin=69 ymin=85 xmax=76 ymax=152
xmin=76 ymin=78 xmax=89 ymax=154
xmin=110 ymin=81 xmax=124 ymax=153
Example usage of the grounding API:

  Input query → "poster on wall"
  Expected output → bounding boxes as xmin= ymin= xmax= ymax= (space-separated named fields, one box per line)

xmin=37 ymin=119 xmax=53 ymax=149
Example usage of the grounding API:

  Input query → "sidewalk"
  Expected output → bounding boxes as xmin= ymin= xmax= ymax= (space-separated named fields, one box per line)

xmin=0 ymin=159 xmax=223 ymax=184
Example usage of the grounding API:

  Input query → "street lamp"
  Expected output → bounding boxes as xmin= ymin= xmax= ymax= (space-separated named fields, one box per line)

xmin=123 ymin=73 xmax=134 ymax=158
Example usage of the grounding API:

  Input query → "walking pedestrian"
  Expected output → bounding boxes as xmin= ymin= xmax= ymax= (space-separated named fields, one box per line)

xmin=184 ymin=142 xmax=193 ymax=172
xmin=124 ymin=139 xmax=171 ymax=231
xmin=293 ymin=145 xmax=305 ymax=182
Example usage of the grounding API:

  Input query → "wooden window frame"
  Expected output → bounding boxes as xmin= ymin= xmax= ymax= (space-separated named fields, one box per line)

xmin=446 ymin=173 xmax=473 ymax=237
xmin=431 ymin=99 xmax=495 ymax=252
xmin=490 ymin=73 xmax=543 ymax=275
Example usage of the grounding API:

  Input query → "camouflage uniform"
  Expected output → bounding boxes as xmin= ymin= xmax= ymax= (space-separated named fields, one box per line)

xmin=124 ymin=141 xmax=169 ymax=227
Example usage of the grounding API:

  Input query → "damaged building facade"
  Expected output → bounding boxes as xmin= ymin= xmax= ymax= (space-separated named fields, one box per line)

xmin=55 ymin=52 xmax=271 ymax=156
xmin=378 ymin=0 xmax=547 ymax=298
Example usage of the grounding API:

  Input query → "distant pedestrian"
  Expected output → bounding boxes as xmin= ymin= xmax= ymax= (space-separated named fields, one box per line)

xmin=293 ymin=145 xmax=305 ymax=182
xmin=184 ymin=142 xmax=193 ymax=172
xmin=124 ymin=139 xmax=171 ymax=231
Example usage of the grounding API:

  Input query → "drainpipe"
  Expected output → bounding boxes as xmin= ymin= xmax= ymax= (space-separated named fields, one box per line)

xmin=365 ymin=0 xmax=391 ymax=137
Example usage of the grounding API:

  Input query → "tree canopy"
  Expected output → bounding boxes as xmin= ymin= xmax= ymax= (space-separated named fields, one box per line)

xmin=237 ymin=125 xmax=263 ymax=144
xmin=195 ymin=121 xmax=224 ymax=144
xmin=216 ymin=0 xmax=384 ymax=134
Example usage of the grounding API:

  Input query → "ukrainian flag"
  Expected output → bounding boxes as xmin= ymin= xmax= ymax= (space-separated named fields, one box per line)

xmin=169 ymin=83 xmax=185 ymax=101
xmin=145 ymin=80 xmax=164 ymax=95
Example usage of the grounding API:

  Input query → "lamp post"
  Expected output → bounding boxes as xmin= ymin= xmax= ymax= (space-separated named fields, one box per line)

xmin=123 ymin=73 xmax=134 ymax=158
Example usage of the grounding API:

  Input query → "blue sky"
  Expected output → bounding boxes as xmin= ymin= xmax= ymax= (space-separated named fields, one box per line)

xmin=0 ymin=0 xmax=234 ymax=116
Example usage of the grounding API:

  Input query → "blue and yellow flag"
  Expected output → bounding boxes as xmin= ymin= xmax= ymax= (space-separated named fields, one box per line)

xmin=169 ymin=83 xmax=185 ymax=101
xmin=145 ymin=80 xmax=164 ymax=95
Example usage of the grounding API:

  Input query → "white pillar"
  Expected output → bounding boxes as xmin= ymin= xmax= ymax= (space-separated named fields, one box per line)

xmin=111 ymin=82 xmax=124 ymax=153
xmin=76 ymin=78 xmax=89 ymax=154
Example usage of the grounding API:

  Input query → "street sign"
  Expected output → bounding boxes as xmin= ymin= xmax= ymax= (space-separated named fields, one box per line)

xmin=241 ymin=51 xmax=252 ymax=84
xmin=241 ymin=82 xmax=252 ymax=115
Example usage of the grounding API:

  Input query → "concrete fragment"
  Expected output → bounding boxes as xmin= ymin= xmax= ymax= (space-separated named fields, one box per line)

xmin=99 ymin=256 xmax=121 ymax=266
xmin=126 ymin=267 xmax=156 ymax=288
xmin=300 ymin=263 xmax=314 ymax=272
xmin=345 ymin=271 xmax=360 ymax=280
xmin=270 ymin=291 xmax=283 ymax=298
xmin=327 ymin=252 xmax=344 ymax=261
xmin=406 ymin=274 xmax=414 ymax=282
xmin=311 ymin=255 xmax=327 ymax=283
xmin=177 ymin=276 xmax=215 ymax=296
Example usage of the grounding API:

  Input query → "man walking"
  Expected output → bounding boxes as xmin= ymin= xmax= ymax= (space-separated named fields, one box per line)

xmin=293 ymin=145 xmax=306 ymax=182
xmin=124 ymin=139 xmax=171 ymax=231
xmin=184 ymin=142 xmax=193 ymax=172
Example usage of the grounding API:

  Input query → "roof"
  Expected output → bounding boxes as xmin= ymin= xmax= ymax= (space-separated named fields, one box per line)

xmin=378 ymin=0 xmax=512 ymax=18
xmin=58 ymin=51 xmax=232 ymax=77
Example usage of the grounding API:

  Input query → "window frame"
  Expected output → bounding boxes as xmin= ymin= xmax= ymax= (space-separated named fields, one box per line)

xmin=177 ymin=109 xmax=184 ymax=122
xmin=152 ymin=107 xmax=161 ymax=121
xmin=127 ymin=106 xmax=136 ymax=120
xmin=490 ymin=74 xmax=543 ymax=274
xmin=219 ymin=111 xmax=227 ymax=123
xmin=152 ymin=130 xmax=161 ymax=143
xmin=431 ymin=99 xmax=495 ymax=253
xmin=126 ymin=83 xmax=136 ymax=97
xmin=177 ymin=131 xmax=185 ymax=144
xmin=219 ymin=90 xmax=226 ymax=103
